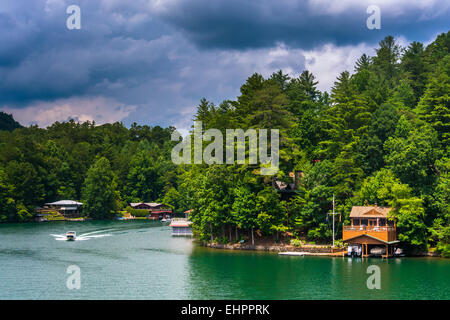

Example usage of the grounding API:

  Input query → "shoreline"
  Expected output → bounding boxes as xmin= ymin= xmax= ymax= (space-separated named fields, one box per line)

xmin=203 ymin=242 xmax=345 ymax=257
xmin=202 ymin=242 xmax=443 ymax=258
xmin=3 ymin=219 xmax=444 ymax=258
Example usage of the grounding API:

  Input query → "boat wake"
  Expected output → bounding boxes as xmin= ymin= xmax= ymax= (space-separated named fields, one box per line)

xmin=50 ymin=229 xmax=113 ymax=241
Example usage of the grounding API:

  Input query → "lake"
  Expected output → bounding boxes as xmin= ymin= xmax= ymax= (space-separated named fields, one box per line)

xmin=0 ymin=220 xmax=448 ymax=299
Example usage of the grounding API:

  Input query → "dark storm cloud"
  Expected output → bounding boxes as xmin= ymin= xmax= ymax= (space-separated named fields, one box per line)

xmin=155 ymin=0 xmax=449 ymax=50
xmin=0 ymin=0 xmax=174 ymax=105
xmin=0 ymin=0 xmax=448 ymax=128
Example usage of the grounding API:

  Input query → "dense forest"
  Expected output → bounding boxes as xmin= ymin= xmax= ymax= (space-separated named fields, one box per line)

xmin=0 ymin=33 xmax=448 ymax=256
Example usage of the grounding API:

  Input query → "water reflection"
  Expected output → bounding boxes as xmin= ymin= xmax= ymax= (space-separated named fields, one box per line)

xmin=0 ymin=221 xmax=449 ymax=299
xmin=186 ymin=246 xmax=450 ymax=299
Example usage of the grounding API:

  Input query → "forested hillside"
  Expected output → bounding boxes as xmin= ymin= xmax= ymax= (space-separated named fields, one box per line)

xmin=0 ymin=33 xmax=448 ymax=255
xmin=0 ymin=122 xmax=178 ymax=221
xmin=0 ymin=112 xmax=22 ymax=132
xmin=180 ymin=33 xmax=449 ymax=255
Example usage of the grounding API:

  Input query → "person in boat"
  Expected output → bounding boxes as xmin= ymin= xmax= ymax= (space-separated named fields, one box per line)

xmin=66 ymin=231 xmax=76 ymax=240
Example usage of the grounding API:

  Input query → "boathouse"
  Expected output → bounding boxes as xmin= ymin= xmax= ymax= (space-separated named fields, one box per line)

xmin=342 ymin=205 xmax=399 ymax=258
xmin=129 ymin=202 xmax=172 ymax=220
xmin=169 ymin=218 xmax=193 ymax=236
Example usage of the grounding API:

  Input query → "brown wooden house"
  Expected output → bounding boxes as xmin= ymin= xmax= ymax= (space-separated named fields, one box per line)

xmin=129 ymin=202 xmax=172 ymax=220
xmin=343 ymin=205 xmax=399 ymax=258
xmin=38 ymin=200 xmax=83 ymax=218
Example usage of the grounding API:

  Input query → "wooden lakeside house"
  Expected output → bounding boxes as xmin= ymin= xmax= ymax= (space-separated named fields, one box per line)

xmin=37 ymin=200 xmax=83 ymax=218
xmin=342 ymin=205 xmax=399 ymax=258
xmin=129 ymin=202 xmax=172 ymax=220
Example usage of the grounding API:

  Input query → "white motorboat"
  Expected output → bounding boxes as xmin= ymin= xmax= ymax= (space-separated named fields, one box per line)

xmin=370 ymin=247 xmax=386 ymax=256
xmin=348 ymin=245 xmax=362 ymax=257
xmin=66 ymin=231 xmax=76 ymax=241
xmin=394 ymin=247 xmax=405 ymax=257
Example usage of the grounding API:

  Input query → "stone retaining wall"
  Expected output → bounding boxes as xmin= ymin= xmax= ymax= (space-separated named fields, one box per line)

xmin=203 ymin=242 xmax=444 ymax=257
xmin=204 ymin=242 xmax=334 ymax=253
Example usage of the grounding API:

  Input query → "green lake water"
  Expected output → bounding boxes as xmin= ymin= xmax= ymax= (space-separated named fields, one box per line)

xmin=0 ymin=220 xmax=448 ymax=300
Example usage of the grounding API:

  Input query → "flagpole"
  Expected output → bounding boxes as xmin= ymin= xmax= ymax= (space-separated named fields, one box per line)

xmin=332 ymin=194 xmax=335 ymax=247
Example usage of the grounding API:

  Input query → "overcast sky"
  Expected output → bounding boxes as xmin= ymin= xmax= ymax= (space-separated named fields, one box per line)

xmin=0 ymin=0 xmax=449 ymax=131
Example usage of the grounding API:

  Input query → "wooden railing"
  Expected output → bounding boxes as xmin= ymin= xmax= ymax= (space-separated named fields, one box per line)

xmin=343 ymin=225 xmax=397 ymax=242
xmin=343 ymin=226 xmax=395 ymax=232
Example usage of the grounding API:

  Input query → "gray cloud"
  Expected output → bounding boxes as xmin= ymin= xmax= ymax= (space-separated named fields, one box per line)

xmin=151 ymin=0 xmax=450 ymax=50
xmin=0 ymin=0 xmax=448 ymax=129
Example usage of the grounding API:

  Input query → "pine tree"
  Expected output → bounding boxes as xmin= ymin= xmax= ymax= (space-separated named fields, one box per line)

xmin=354 ymin=54 xmax=371 ymax=72
xmin=401 ymin=41 xmax=428 ymax=104
xmin=373 ymin=35 xmax=401 ymax=82
xmin=320 ymin=71 xmax=371 ymax=158
xmin=416 ymin=55 xmax=450 ymax=151
xmin=424 ymin=31 xmax=450 ymax=70
xmin=297 ymin=70 xmax=319 ymax=100
xmin=195 ymin=98 xmax=215 ymax=125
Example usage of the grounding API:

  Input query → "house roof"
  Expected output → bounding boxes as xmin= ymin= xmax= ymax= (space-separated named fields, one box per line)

xmin=130 ymin=202 xmax=166 ymax=207
xmin=343 ymin=233 xmax=400 ymax=245
xmin=169 ymin=221 xmax=192 ymax=227
xmin=350 ymin=206 xmax=392 ymax=218
xmin=46 ymin=200 xmax=82 ymax=206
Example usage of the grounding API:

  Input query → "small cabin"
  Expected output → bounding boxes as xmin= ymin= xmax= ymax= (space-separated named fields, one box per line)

xmin=273 ymin=171 xmax=302 ymax=200
xmin=129 ymin=202 xmax=172 ymax=220
xmin=343 ymin=205 xmax=399 ymax=258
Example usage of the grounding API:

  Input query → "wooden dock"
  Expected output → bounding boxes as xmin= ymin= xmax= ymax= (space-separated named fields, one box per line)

xmin=279 ymin=250 xmax=346 ymax=257
xmin=278 ymin=252 xmax=309 ymax=256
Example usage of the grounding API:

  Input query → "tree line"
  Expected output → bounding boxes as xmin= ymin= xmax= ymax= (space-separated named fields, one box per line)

xmin=0 ymin=121 xmax=178 ymax=220
xmin=0 ymin=33 xmax=448 ymax=256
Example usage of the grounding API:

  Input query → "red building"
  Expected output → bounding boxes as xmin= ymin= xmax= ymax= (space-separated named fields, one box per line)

xmin=129 ymin=202 xmax=172 ymax=220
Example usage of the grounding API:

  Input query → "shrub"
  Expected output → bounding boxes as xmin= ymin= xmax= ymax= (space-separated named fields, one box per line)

xmin=131 ymin=209 xmax=149 ymax=217
xmin=290 ymin=238 xmax=302 ymax=247
xmin=436 ymin=242 xmax=450 ymax=258
xmin=334 ymin=240 xmax=344 ymax=248
xmin=125 ymin=206 xmax=149 ymax=217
